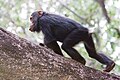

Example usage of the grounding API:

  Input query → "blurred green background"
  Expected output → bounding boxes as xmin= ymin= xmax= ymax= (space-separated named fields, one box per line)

xmin=0 ymin=0 xmax=120 ymax=75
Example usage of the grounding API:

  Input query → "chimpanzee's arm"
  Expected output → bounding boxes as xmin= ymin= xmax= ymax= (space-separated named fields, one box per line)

xmin=39 ymin=18 xmax=63 ymax=56
xmin=44 ymin=40 xmax=63 ymax=56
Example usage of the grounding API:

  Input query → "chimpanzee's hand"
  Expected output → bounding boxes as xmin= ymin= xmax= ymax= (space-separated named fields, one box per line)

xmin=39 ymin=43 xmax=45 ymax=47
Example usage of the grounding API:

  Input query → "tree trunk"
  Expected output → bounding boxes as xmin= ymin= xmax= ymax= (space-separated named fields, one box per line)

xmin=0 ymin=28 xmax=120 ymax=80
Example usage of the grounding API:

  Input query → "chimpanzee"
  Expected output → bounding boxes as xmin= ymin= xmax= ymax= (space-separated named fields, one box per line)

xmin=29 ymin=11 xmax=115 ymax=72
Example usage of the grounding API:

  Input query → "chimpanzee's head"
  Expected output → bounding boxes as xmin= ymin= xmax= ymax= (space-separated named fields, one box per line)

xmin=29 ymin=11 xmax=43 ymax=32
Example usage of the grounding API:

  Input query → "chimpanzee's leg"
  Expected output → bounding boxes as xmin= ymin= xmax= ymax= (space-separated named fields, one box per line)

xmin=62 ymin=46 xmax=86 ymax=65
xmin=45 ymin=41 xmax=63 ymax=56
xmin=84 ymin=34 xmax=115 ymax=72
xmin=61 ymin=29 xmax=86 ymax=65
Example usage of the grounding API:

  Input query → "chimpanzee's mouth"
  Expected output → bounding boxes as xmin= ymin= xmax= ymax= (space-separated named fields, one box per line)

xmin=29 ymin=22 xmax=35 ymax=32
xmin=29 ymin=28 xmax=35 ymax=32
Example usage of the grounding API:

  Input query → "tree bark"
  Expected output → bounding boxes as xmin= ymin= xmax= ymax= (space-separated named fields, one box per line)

xmin=0 ymin=28 xmax=120 ymax=80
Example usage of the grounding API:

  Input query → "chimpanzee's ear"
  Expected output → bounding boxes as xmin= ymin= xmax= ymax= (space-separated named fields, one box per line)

xmin=38 ymin=11 xmax=43 ymax=16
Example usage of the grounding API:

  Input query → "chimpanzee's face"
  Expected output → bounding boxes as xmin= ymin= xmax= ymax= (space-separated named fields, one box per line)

xmin=29 ymin=11 xmax=43 ymax=32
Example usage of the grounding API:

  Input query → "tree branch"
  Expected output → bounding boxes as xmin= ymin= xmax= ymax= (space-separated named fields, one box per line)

xmin=95 ymin=0 xmax=111 ymax=23
xmin=58 ymin=0 xmax=85 ymax=21
xmin=0 ymin=28 xmax=120 ymax=80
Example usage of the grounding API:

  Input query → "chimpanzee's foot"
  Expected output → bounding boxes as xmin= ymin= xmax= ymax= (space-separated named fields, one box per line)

xmin=79 ymin=60 xmax=86 ymax=65
xmin=103 ymin=61 xmax=115 ymax=72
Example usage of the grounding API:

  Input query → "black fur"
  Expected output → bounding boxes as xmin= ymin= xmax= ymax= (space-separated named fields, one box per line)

xmin=30 ymin=11 xmax=115 ymax=72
